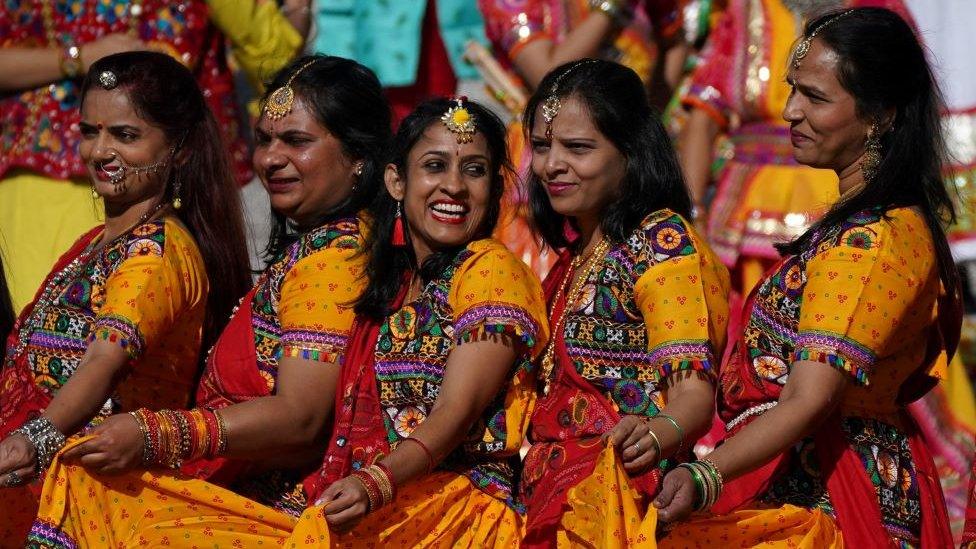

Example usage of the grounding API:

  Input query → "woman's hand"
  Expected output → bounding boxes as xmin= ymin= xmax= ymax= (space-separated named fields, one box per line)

xmin=603 ymin=415 xmax=660 ymax=474
xmin=316 ymin=475 xmax=370 ymax=533
xmin=0 ymin=434 xmax=37 ymax=487
xmin=653 ymin=466 xmax=698 ymax=523
xmin=79 ymin=33 xmax=146 ymax=73
xmin=61 ymin=413 xmax=145 ymax=474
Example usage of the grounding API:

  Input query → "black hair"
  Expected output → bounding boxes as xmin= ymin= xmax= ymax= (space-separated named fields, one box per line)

xmin=0 ymin=253 xmax=13 ymax=345
xmin=355 ymin=98 xmax=511 ymax=320
xmin=524 ymin=59 xmax=692 ymax=250
xmin=81 ymin=51 xmax=252 ymax=355
xmin=259 ymin=55 xmax=391 ymax=262
xmin=778 ymin=8 xmax=959 ymax=297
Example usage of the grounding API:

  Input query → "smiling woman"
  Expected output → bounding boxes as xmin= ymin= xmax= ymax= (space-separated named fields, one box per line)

xmin=519 ymin=58 xmax=730 ymax=548
xmin=0 ymin=50 xmax=251 ymax=544
xmin=658 ymin=8 xmax=960 ymax=548
xmin=283 ymin=97 xmax=548 ymax=546
xmin=23 ymin=56 xmax=394 ymax=548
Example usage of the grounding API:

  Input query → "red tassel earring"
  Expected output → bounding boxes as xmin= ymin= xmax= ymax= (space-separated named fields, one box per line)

xmin=392 ymin=201 xmax=406 ymax=246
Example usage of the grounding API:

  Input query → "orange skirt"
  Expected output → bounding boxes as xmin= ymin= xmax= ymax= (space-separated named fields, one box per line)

xmin=659 ymin=505 xmax=844 ymax=548
xmin=31 ymin=439 xmax=521 ymax=548
xmin=555 ymin=445 xmax=658 ymax=547
xmin=288 ymin=471 xmax=521 ymax=548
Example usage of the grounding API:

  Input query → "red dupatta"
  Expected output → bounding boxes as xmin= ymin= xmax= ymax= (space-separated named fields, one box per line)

xmin=0 ymin=226 xmax=103 ymax=437
xmin=303 ymin=287 xmax=406 ymax=503
xmin=522 ymin=253 xmax=660 ymax=548
xmin=714 ymin=260 xmax=957 ymax=548
xmin=181 ymin=285 xmax=268 ymax=482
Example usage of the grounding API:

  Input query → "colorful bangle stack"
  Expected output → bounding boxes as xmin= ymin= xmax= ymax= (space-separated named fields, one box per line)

xmin=130 ymin=408 xmax=229 ymax=468
xmin=677 ymin=459 xmax=725 ymax=511
xmin=350 ymin=463 xmax=397 ymax=513
xmin=399 ymin=436 xmax=436 ymax=475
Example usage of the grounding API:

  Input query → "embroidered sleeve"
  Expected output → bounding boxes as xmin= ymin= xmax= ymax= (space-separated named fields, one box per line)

xmin=477 ymin=0 xmax=551 ymax=60
xmin=796 ymin=214 xmax=937 ymax=385
xmin=680 ymin=8 xmax=737 ymax=128
xmin=278 ymin=245 xmax=366 ymax=364
xmin=93 ymin=222 xmax=207 ymax=359
xmin=634 ymin=213 xmax=730 ymax=386
xmin=449 ymin=241 xmax=549 ymax=359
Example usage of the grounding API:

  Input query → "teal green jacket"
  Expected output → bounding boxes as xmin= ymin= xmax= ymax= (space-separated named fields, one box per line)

xmin=311 ymin=0 xmax=487 ymax=86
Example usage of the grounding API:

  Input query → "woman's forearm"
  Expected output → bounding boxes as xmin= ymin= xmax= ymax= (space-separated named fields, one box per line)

xmin=678 ymin=108 xmax=720 ymax=208
xmin=649 ymin=375 xmax=715 ymax=458
xmin=42 ymin=344 xmax=132 ymax=435
xmin=702 ymin=362 xmax=847 ymax=481
xmin=215 ymin=393 xmax=334 ymax=461
xmin=513 ymin=12 xmax=615 ymax=90
xmin=377 ymin=397 xmax=483 ymax=487
xmin=0 ymin=48 xmax=64 ymax=91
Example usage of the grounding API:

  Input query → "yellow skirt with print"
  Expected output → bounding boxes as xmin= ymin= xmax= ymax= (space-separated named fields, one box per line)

xmin=29 ymin=439 xmax=520 ymax=548
xmin=545 ymin=445 xmax=843 ymax=548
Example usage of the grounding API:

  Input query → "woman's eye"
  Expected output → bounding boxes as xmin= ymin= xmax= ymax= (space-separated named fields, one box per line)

xmin=531 ymin=141 xmax=550 ymax=152
xmin=424 ymin=161 xmax=445 ymax=171
xmin=464 ymin=164 xmax=487 ymax=177
xmin=80 ymin=127 xmax=97 ymax=138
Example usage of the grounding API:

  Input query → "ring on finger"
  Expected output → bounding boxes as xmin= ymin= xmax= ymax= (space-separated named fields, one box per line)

xmin=633 ymin=441 xmax=641 ymax=453
xmin=4 ymin=471 xmax=22 ymax=487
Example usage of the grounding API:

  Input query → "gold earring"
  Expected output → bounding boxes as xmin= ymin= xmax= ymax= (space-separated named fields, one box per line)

xmin=860 ymin=123 xmax=882 ymax=183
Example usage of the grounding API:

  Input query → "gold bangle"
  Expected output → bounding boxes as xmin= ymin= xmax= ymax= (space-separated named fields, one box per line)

xmin=646 ymin=427 xmax=662 ymax=458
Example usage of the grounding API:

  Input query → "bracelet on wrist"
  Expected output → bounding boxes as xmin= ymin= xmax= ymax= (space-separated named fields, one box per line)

xmin=351 ymin=463 xmax=396 ymax=513
xmin=588 ymin=0 xmax=634 ymax=26
xmin=13 ymin=417 xmax=67 ymax=471
xmin=58 ymin=44 xmax=82 ymax=78
xmin=134 ymin=408 xmax=230 ymax=468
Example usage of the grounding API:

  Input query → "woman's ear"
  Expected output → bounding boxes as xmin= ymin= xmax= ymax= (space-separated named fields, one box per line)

xmin=384 ymin=163 xmax=405 ymax=200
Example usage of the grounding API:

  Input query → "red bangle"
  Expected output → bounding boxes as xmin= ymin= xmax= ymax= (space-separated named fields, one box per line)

xmin=373 ymin=461 xmax=397 ymax=500
xmin=400 ymin=437 xmax=435 ymax=475
xmin=351 ymin=469 xmax=382 ymax=512
xmin=201 ymin=408 xmax=221 ymax=458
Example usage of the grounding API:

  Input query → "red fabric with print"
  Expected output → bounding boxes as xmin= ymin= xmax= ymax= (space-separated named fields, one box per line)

xmin=713 ymin=258 xmax=955 ymax=548
xmin=182 ymin=286 xmax=267 ymax=484
xmin=303 ymin=287 xmax=407 ymax=503
xmin=520 ymin=254 xmax=660 ymax=549
xmin=0 ymin=226 xmax=102 ymax=436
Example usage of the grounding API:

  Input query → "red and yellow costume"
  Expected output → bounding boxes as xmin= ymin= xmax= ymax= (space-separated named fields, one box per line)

xmin=0 ymin=218 xmax=207 ymax=546
xmin=521 ymin=209 xmax=729 ymax=547
xmin=663 ymin=207 xmax=958 ymax=548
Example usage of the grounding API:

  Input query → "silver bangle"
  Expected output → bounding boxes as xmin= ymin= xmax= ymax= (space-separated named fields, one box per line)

xmin=589 ymin=0 xmax=633 ymax=26
xmin=12 ymin=417 xmax=67 ymax=470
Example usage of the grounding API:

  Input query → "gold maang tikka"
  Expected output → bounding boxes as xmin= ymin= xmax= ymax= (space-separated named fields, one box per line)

xmin=541 ymin=59 xmax=599 ymax=140
xmin=441 ymin=96 xmax=477 ymax=144
xmin=791 ymin=9 xmax=855 ymax=69
xmin=263 ymin=59 xmax=318 ymax=121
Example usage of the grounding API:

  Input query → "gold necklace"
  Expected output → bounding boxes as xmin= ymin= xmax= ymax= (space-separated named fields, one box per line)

xmin=538 ymin=238 xmax=611 ymax=396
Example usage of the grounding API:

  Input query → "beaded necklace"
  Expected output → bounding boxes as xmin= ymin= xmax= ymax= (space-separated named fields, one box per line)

xmin=538 ymin=238 xmax=611 ymax=396
xmin=4 ymin=201 xmax=168 ymax=369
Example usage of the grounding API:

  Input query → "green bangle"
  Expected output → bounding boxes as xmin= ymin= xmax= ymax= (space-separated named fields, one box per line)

xmin=656 ymin=413 xmax=685 ymax=454
xmin=678 ymin=463 xmax=707 ymax=511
